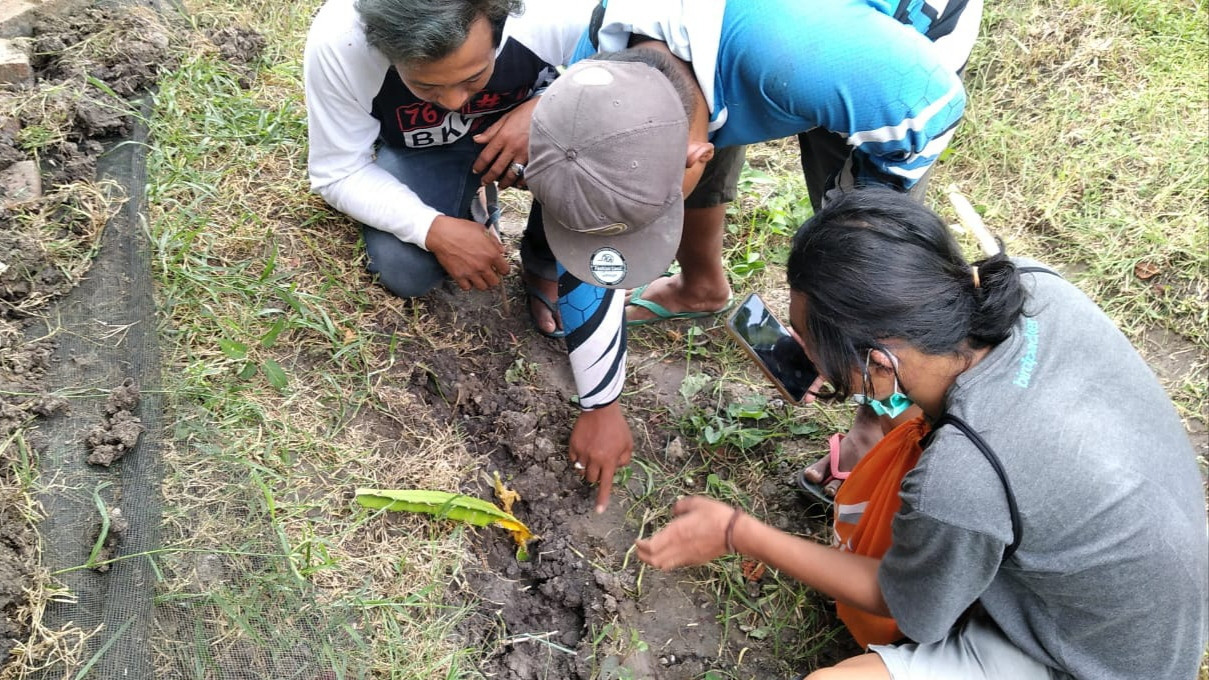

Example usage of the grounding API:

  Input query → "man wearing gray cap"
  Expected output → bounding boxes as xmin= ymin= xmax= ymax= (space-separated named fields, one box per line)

xmin=304 ymin=0 xmax=592 ymax=336
xmin=524 ymin=0 xmax=980 ymax=510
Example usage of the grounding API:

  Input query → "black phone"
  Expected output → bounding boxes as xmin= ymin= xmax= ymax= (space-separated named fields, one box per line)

xmin=725 ymin=292 xmax=819 ymax=404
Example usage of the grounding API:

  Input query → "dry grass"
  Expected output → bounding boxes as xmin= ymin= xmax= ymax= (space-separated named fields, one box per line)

xmin=0 ymin=577 xmax=96 ymax=680
xmin=1 ymin=182 xmax=123 ymax=318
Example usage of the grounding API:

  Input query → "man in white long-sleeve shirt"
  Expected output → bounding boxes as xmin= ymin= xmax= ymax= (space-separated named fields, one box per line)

xmin=303 ymin=0 xmax=590 ymax=336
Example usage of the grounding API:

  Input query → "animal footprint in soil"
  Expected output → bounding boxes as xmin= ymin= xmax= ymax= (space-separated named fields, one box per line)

xmin=85 ymin=378 xmax=144 ymax=466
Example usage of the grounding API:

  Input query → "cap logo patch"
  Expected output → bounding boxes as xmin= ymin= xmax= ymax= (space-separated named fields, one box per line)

xmin=588 ymin=247 xmax=627 ymax=286
xmin=572 ymin=65 xmax=615 ymax=86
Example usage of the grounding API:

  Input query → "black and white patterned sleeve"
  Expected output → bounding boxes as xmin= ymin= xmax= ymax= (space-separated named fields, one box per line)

xmin=556 ymin=264 xmax=626 ymax=410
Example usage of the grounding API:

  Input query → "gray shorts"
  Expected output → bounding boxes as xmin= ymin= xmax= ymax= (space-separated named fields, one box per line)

xmin=870 ymin=614 xmax=1070 ymax=680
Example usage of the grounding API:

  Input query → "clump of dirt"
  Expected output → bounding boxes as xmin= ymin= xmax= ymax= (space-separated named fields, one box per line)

xmin=30 ymin=7 xmax=173 ymax=97
xmin=206 ymin=25 xmax=266 ymax=65
xmin=84 ymin=379 xmax=143 ymax=466
xmin=205 ymin=25 xmax=266 ymax=88
xmin=0 ymin=491 xmax=35 ymax=663
xmin=88 ymin=505 xmax=129 ymax=573
xmin=0 ymin=318 xmax=58 ymax=437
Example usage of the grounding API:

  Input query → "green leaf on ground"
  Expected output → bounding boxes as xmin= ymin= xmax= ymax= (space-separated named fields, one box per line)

xmin=261 ymin=359 xmax=288 ymax=389
xmin=355 ymin=488 xmax=535 ymax=550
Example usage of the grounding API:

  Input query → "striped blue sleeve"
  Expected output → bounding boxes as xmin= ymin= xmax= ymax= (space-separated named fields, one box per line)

xmin=843 ymin=75 xmax=965 ymax=192
xmin=557 ymin=262 xmax=627 ymax=410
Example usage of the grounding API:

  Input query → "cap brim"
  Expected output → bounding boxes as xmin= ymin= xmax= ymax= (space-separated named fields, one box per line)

xmin=544 ymin=195 xmax=684 ymax=290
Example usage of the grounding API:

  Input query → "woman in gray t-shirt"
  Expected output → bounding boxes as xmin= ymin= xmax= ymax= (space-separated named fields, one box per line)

xmin=635 ymin=188 xmax=1208 ymax=680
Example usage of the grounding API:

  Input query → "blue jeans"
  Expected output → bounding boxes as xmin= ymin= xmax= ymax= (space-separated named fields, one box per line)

xmin=363 ymin=137 xmax=555 ymax=297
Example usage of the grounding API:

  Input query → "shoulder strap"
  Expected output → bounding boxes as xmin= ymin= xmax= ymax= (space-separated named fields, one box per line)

xmin=893 ymin=0 xmax=972 ymax=41
xmin=1017 ymin=265 xmax=1062 ymax=278
xmin=912 ymin=264 xmax=1048 ymax=560
xmin=922 ymin=414 xmax=1023 ymax=562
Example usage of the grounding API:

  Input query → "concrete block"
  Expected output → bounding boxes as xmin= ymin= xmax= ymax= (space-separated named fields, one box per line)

xmin=0 ymin=159 xmax=41 ymax=206
xmin=0 ymin=37 xmax=31 ymax=84
xmin=0 ymin=0 xmax=39 ymax=38
xmin=0 ymin=0 xmax=91 ymax=39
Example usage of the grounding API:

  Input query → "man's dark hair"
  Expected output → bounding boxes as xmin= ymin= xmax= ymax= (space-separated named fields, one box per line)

xmin=589 ymin=47 xmax=698 ymax=119
xmin=356 ymin=0 xmax=523 ymax=64
xmin=786 ymin=187 xmax=1026 ymax=398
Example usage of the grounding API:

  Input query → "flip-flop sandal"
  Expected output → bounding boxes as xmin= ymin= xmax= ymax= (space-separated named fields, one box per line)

xmin=525 ymin=282 xmax=567 ymax=339
xmin=625 ymin=277 xmax=735 ymax=327
xmin=795 ymin=433 xmax=847 ymax=507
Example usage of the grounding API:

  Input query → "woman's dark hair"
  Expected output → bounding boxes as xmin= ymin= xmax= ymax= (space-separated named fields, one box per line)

xmin=786 ymin=187 xmax=1025 ymax=398
xmin=588 ymin=47 xmax=697 ymax=119
xmin=357 ymin=0 xmax=521 ymax=65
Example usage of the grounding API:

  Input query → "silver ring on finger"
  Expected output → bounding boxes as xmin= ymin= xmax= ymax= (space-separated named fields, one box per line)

xmin=573 ymin=461 xmax=585 ymax=471
xmin=510 ymin=162 xmax=526 ymax=178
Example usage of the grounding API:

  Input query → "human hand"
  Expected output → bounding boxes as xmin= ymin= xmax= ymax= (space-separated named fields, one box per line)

xmin=635 ymin=496 xmax=741 ymax=570
xmin=472 ymin=97 xmax=539 ymax=189
xmin=424 ymin=215 xmax=510 ymax=291
xmin=568 ymin=401 xmax=633 ymax=514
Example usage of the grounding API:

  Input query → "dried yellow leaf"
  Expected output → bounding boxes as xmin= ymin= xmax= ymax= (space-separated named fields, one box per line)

xmin=492 ymin=470 xmax=521 ymax=515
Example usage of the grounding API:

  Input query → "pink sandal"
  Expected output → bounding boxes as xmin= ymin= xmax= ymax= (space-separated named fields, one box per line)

xmin=827 ymin=433 xmax=850 ymax=482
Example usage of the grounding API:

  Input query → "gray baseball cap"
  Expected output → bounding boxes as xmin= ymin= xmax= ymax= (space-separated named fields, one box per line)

xmin=526 ymin=59 xmax=689 ymax=289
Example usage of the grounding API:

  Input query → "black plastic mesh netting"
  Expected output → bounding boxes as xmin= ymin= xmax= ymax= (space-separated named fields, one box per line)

xmin=30 ymin=67 xmax=366 ymax=680
xmin=32 ymin=99 xmax=163 ymax=679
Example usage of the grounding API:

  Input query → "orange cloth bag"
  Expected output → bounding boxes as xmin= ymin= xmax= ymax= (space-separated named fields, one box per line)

xmin=831 ymin=415 xmax=930 ymax=648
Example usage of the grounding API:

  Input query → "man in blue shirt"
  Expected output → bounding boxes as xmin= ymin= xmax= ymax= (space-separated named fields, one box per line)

xmin=525 ymin=0 xmax=981 ymax=510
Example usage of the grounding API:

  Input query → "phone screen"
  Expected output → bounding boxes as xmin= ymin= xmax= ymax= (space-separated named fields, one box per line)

xmin=727 ymin=293 xmax=819 ymax=403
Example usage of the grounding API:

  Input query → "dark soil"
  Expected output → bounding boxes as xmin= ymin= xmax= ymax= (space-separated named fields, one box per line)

xmin=0 ymin=489 xmax=35 ymax=662
xmin=0 ymin=314 xmax=55 ymax=662
xmin=7 ymin=7 xmax=174 ymax=187
xmin=366 ymin=248 xmax=854 ymax=678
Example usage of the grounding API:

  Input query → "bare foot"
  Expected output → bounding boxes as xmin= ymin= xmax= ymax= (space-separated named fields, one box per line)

xmin=801 ymin=453 xmax=846 ymax=496
xmin=624 ymin=273 xmax=731 ymax=323
xmin=522 ymin=271 xmax=562 ymax=336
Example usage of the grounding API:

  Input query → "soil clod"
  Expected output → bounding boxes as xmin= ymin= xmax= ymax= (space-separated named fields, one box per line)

xmin=84 ymin=378 xmax=143 ymax=466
